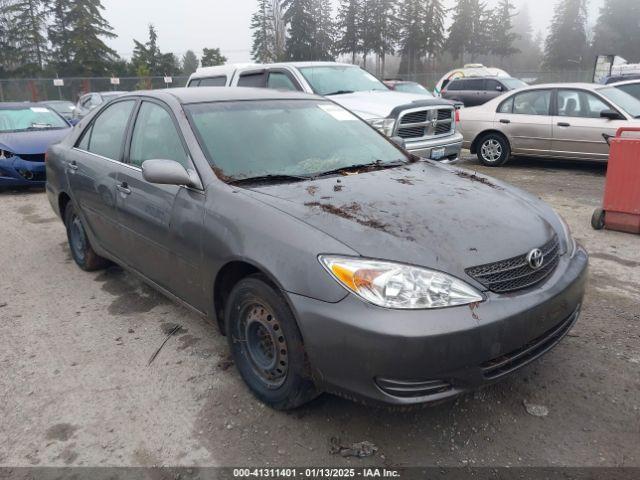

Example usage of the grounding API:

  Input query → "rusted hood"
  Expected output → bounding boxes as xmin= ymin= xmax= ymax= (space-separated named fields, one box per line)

xmin=243 ymin=162 xmax=561 ymax=280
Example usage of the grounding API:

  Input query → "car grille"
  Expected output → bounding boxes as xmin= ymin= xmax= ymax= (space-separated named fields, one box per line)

xmin=466 ymin=235 xmax=560 ymax=293
xmin=17 ymin=153 xmax=46 ymax=162
xmin=396 ymin=107 xmax=454 ymax=140
xmin=375 ymin=377 xmax=452 ymax=398
xmin=480 ymin=306 xmax=579 ymax=379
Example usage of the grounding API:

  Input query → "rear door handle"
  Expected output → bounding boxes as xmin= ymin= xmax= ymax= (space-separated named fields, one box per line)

xmin=116 ymin=183 xmax=131 ymax=196
xmin=499 ymin=119 xmax=510 ymax=124
xmin=68 ymin=161 xmax=78 ymax=171
xmin=557 ymin=122 xmax=571 ymax=127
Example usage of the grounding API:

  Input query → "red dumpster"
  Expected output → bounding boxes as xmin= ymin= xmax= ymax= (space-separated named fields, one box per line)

xmin=592 ymin=127 xmax=640 ymax=234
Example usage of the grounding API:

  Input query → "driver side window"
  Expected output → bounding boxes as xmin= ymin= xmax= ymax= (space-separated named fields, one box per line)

xmin=129 ymin=101 xmax=189 ymax=169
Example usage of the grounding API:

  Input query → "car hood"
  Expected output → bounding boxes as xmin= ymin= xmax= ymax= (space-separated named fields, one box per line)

xmin=0 ymin=128 xmax=71 ymax=155
xmin=329 ymin=90 xmax=454 ymax=120
xmin=241 ymin=162 xmax=560 ymax=286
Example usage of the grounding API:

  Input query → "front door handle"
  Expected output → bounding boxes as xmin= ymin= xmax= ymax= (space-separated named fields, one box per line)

xmin=68 ymin=161 xmax=78 ymax=172
xmin=557 ymin=122 xmax=571 ymax=127
xmin=116 ymin=183 xmax=131 ymax=196
xmin=499 ymin=119 xmax=511 ymax=124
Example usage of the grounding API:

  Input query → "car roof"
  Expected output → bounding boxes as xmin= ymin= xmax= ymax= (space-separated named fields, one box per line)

xmin=121 ymin=87 xmax=322 ymax=105
xmin=609 ymin=79 xmax=640 ymax=87
xmin=191 ymin=61 xmax=358 ymax=79
xmin=0 ymin=102 xmax=54 ymax=109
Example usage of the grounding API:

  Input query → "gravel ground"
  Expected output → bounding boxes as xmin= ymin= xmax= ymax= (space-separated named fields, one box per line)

xmin=0 ymin=154 xmax=639 ymax=468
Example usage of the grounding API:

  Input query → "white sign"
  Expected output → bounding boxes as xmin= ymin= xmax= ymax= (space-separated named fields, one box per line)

xmin=110 ymin=77 xmax=120 ymax=85
xmin=53 ymin=78 xmax=64 ymax=87
xmin=164 ymin=76 xmax=173 ymax=84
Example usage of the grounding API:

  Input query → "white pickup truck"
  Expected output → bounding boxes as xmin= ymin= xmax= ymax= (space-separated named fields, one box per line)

xmin=187 ymin=62 xmax=463 ymax=161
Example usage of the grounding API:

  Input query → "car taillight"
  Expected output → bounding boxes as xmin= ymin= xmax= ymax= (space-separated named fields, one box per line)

xmin=455 ymin=109 xmax=460 ymax=123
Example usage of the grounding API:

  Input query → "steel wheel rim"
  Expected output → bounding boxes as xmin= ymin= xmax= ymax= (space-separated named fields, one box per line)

xmin=240 ymin=302 xmax=288 ymax=388
xmin=481 ymin=139 xmax=502 ymax=163
xmin=70 ymin=215 xmax=86 ymax=262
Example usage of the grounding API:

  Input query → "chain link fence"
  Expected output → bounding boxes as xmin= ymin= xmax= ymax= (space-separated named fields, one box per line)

xmin=0 ymin=71 xmax=594 ymax=103
xmin=0 ymin=76 xmax=190 ymax=102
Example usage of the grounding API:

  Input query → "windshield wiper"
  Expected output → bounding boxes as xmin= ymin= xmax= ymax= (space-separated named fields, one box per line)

xmin=325 ymin=90 xmax=354 ymax=96
xmin=228 ymin=174 xmax=311 ymax=185
xmin=29 ymin=123 xmax=53 ymax=129
xmin=311 ymin=159 xmax=408 ymax=179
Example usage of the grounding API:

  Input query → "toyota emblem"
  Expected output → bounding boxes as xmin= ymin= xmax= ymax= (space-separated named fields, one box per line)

xmin=527 ymin=248 xmax=544 ymax=270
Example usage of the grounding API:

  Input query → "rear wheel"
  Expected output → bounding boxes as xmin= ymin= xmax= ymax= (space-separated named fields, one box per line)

xmin=225 ymin=275 xmax=318 ymax=410
xmin=477 ymin=133 xmax=510 ymax=167
xmin=64 ymin=203 xmax=110 ymax=271
xmin=591 ymin=208 xmax=606 ymax=230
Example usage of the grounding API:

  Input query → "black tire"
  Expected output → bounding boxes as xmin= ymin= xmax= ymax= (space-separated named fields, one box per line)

xmin=591 ymin=208 xmax=606 ymax=230
xmin=64 ymin=202 xmax=110 ymax=271
xmin=476 ymin=133 xmax=510 ymax=167
xmin=225 ymin=275 xmax=318 ymax=410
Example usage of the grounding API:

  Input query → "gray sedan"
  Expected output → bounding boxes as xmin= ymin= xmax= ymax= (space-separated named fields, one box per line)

xmin=46 ymin=88 xmax=588 ymax=409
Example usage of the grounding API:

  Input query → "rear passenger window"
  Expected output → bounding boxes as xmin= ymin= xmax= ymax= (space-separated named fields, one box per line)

xmin=86 ymin=100 xmax=135 ymax=160
xmin=199 ymin=76 xmax=227 ymax=87
xmin=463 ymin=79 xmax=484 ymax=90
xmin=129 ymin=102 xmax=189 ymax=168
xmin=238 ymin=72 xmax=267 ymax=87
xmin=512 ymin=90 xmax=551 ymax=116
xmin=267 ymin=72 xmax=299 ymax=91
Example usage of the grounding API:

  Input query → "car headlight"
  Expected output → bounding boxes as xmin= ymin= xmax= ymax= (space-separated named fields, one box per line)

xmin=319 ymin=255 xmax=483 ymax=309
xmin=367 ymin=118 xmax=396 ymax=137
xmin=558 ymin=215 xmax=577 ymax=257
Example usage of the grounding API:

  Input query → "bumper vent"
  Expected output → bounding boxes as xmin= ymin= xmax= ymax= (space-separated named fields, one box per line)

xmin=466 ymin=236 xmax=560 ymax=293
xmin=481 ymin=307 xmax=579 ymax=379
xmin=376 ymin=377 xmax=452 ymax=398
xmin=396 ymin=107 xmax=454 ymax=140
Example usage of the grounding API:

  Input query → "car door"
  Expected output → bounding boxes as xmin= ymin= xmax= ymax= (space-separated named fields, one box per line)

xmin=461 ymin=79 xmax=485 ymax=106
xmin=484 ymin=79 xmax=505 ymax=104
xmin=67 ymin=99 xmax=137 ymax=256
xmin=116 ymin=99 xmax=206 ymax=308
xmin=495 ymin=89 xmax=553 ymax=156
xmin=551 ymin=89 xmax=626 ymax=160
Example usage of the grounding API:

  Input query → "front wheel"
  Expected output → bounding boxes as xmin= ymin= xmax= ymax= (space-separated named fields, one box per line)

xmin=64 ymin=203 xmax=110 ymax=271
xmin=477 ymin=133 xmax=510 ymax=167
xmin=591 ymin=208 xmax=606 ymax=230
xmin=225 ymin=275 xmax=318 ymax=410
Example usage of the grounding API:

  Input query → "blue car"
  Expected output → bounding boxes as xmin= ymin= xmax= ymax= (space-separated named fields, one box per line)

xmin=0 ymin=103 xmax=72 ymax=189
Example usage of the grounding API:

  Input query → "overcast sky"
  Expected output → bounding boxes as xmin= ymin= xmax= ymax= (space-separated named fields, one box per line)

xmin=101 ymin=0 xmax=604 ymax=63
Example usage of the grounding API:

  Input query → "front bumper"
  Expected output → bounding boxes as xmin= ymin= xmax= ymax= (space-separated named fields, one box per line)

xmin=0 ymin=155 xmax=46 ymax=187
xmin=288 ymin=246 xmax=588 ymax=406
xmin=405 ymin=131 xmax=464 ymax=161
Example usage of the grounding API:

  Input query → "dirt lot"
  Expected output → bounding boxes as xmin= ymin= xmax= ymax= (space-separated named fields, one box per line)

xmin=1 ymin=155 xmax=639 ymax=468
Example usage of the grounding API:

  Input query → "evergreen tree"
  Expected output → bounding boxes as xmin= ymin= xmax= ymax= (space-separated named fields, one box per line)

xmin=0 ymin=0 xmax=19 ymax=75
xmin=447 ymin=0 xmax=490 ymax=63
xmin=335 ymin=0 xmax=361 ymax=63
xmin=7 ymin=0 xmax=49 ymax=73
xmin=592 ymin=0 xmax=640 ymax=62
xmin=283 ymin=0 xmax=333 ymax=61
xmin=368 ymin=0 xmax=397 ymax=75
xmin=251 ymin=0 xmax=276 ymax=62
xmin=397 ymin=0 xmax=426 ymax=74
xmin=201 ymin=47 xmax=227 ymax=67
xmin=182 ymin=50 xmax=199 ymax=75
xmin=423 ymin=0 xmax=446 ymax=61
xmin=488 ymin=0 xmax=519 ymax=63
xmin=132 ymin=24 xmax=161 ymax=74
xmin=65 ymin=0 xmax=118 ymax=75
xmin=48 ymin=0 xmax=73 ymax=73
xmin=509 ymin=3 xmax=542 ymax=72
xmin=543 ymin=0 xmax=588 ymax=70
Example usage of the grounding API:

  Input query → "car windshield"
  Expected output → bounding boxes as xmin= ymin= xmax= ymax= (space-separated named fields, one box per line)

xmin=394 ymin=83 xmax=433 ymax=96
xmin=598 ymin=87 xmax=640 ymax=117
xmin=47 ymin=102 xmax=75 ymax=114
xmin=187 ymin=99 xmax=407 ymax=181
xmin=501 ymin=78 xmax=528 ymax=89
xmin=0 ymin=106 xmax=68 ymax=133
xmin=299 ymin=66 xmax=388 ymax=96
xmin=614 ymin=83 xmax=640 ymax=102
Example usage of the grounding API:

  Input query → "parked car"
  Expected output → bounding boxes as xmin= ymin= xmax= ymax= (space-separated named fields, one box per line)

xmin=188 ymin=62 xmax=463 ymax=162
xmin=383 ymin=80 xmax=433 ymax=96
xmin=459 ymin=82 xmax=640 ymax=166
xmin=40 ymin=100 xmax=78 ymax=124
xmin=604 ymin=74 xmax=640 ymax=85
xmin=46 ymin=87 xmax=587 ymax=409
xmin=0 ymin=103 xmax=71 ymax=189
xmin=73 ymin=91 xmax=128 ymax=121
xmin=610 ymin=79 xmax=640 ymax=101
xmin=441 ymin=77 xmax=528 ymax=107
xmin=434 ymin=64 xmax=511 ymax=95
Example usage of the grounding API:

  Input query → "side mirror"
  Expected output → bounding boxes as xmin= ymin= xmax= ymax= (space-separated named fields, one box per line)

xmin=142 ymin=159 xmax=199 ymax=188
xmin=600 ymin=109 xmax=623 ymax=120
xmin=496 ymin=85 xmax=503 ymax=92
xmin=390 ymin=136 xmax=406 ymax=149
